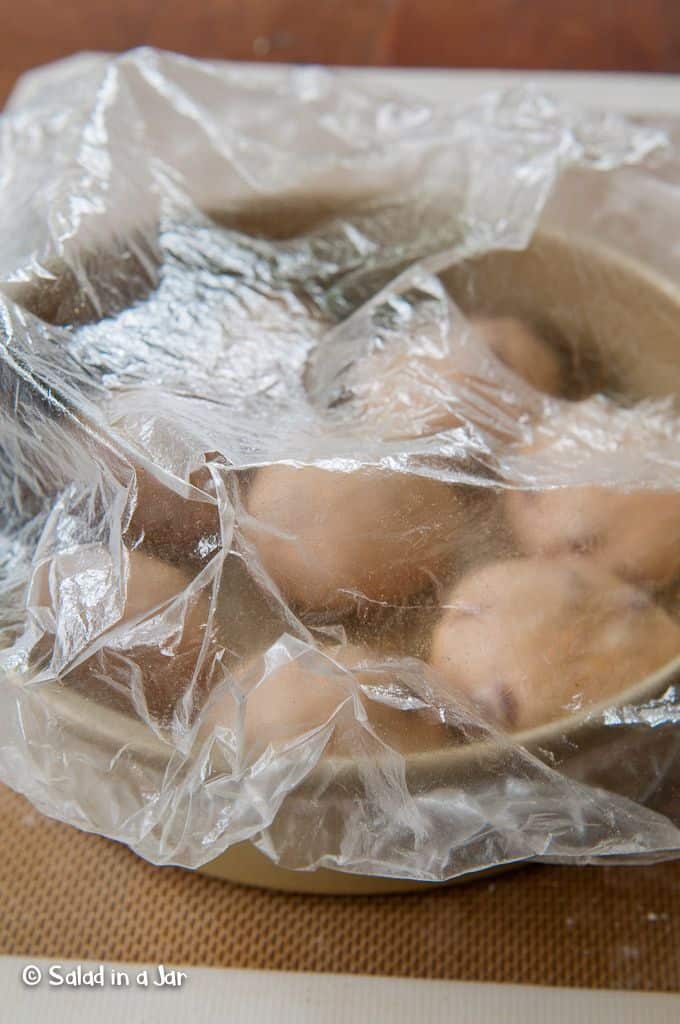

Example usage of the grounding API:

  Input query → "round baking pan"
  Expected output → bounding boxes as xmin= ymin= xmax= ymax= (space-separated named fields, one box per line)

xmin=8 ymin=225 xmax=680 ymax=893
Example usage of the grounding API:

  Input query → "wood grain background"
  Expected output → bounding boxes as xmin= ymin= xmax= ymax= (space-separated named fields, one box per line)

xmin=2 ymin=1 xmax=680 ymax=104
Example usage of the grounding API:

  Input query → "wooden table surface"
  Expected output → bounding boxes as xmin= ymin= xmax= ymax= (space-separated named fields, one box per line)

xmin=3 ymin=0 xmax=680 ymax=105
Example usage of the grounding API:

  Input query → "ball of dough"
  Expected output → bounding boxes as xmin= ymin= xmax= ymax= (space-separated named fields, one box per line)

xmin=507 ymin=486 xmax=680 ymax=589
xmin=202 ymin=643 xmax=447 ymax=759
xmin=32 ymin=546 xmax=211 ymax=723
xmin=353 ymin=315 xmax=564 ymax=441
xmin=505 ymin=403 xmax=680 ymax=588
xmin=243 ymin=465 xmax=481 ymax=613
xmin=430 ymin=557 xmax=680 ymax=732
xmin=472 ymin=316 xmax=564 ymax=397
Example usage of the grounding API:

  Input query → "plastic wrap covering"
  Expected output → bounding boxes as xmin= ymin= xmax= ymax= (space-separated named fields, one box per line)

xmin=1 ymin=50 xmax=680 ymax=881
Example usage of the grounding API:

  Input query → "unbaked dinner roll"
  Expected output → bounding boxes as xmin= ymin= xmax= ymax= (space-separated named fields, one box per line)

xmin=353 ymin=315 xmax=565 ymax=441
xmin=505 ymin=402 xmax=680 ymax=588
xmin=243 ymin=465 xmax=487 ymax=614
xmin=30 ymin=546 xmax=212 ymax=722
xmin=429 ymin=556 xmax=680 ymax=732
xmin=202 ymin=643 xmax=448 ymax=759
xmin=507 ymin=485 xmax=680 ymax=589
xmin=469 ymin=316 xmax=565 ymax=397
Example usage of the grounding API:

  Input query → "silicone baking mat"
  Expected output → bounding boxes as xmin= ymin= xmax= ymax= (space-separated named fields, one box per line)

xmin=1 ymin=785 xmax=678 ymax=991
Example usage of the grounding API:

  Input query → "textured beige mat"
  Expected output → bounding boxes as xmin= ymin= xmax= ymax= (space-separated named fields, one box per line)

xmin=0 ymin=785 xmax=678 ymax=990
